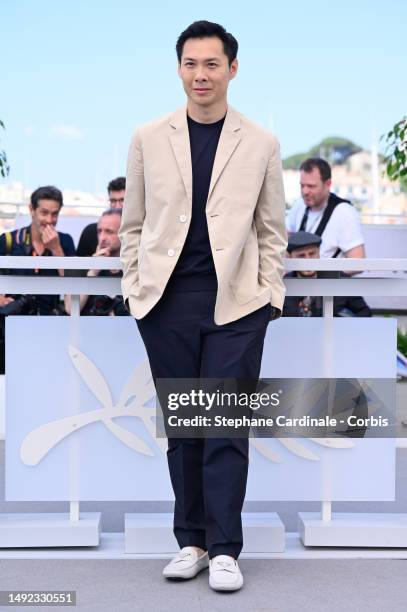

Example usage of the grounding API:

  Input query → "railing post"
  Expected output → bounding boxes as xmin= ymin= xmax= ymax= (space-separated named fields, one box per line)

xmin=321 ymin=295 xmax=334 ymax=522
xmin=323 ymin=296 xmax=334 ymax=318
xmin=70 ymin=294 xmax=81 ymax=318
xmin=69 ymin=294 xmax=80 ymax=522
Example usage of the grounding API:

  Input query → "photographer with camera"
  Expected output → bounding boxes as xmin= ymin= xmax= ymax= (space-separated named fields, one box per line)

xmin=64 ymin=208 xmax=128 ymax=316
xmin=0 ymin=185 xmax=76 ymax=372
xmin=282 ymin=231 xmax=371 ymax=318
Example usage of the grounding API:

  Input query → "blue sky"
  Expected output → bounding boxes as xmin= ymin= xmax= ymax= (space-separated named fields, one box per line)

xmin=1 ymin=0 xmax=406 ymax=193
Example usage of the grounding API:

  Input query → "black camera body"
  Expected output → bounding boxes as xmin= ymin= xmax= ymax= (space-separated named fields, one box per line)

xmin=0 ymin=295 xmax=37 ymax=316
xmin=85 ymin=295 xmax=128 ymax=317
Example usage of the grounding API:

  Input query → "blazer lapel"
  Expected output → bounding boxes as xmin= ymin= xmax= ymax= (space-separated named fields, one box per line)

xmin=207 ymin=106 xmax=242 ymax=202
xmin=169 ymin=107 xmax=192 ymax=206
xmin=168 ymin=105 xmax=242 ymax=206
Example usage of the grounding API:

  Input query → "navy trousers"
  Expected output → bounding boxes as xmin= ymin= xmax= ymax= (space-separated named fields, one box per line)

xmin=136 ymin=288 xmax=271 ymax=559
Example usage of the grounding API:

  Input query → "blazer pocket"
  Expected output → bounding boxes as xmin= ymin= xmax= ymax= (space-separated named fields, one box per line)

xmin=229 ymin=280 xmax=270 ymax=306
xmin=229 ymin=282 xmax=255 ymax=305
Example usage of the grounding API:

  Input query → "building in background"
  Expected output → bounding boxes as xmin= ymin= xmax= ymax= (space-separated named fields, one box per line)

xmin=283 ymin=139 xmax=407 ymax=223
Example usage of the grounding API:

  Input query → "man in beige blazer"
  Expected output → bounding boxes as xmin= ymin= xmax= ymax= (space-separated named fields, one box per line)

xmin=119 ymin=20 xmax=287 ymax=592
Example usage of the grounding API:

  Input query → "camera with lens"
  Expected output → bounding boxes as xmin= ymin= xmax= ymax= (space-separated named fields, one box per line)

xmin=85 ymin=295 xmax=128 ymax=317
xmin=0 ymin=294 xmax=37 ymax=316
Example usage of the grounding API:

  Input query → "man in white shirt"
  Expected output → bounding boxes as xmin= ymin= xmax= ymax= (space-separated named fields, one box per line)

xmin=286 ymin=157 xmax=365 ymax=259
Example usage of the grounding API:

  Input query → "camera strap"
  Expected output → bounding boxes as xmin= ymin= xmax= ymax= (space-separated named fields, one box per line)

xmin=299 ymin=193 xmax=352 ymax=258
xmin=4 ymin=232 xmax=12 ymax=254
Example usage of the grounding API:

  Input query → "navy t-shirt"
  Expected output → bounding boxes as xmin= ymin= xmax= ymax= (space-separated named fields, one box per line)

xmin=167 ymin=114 xmax=225 ymax=291
xmin=0 ymin=225 xmax=76 ymax=314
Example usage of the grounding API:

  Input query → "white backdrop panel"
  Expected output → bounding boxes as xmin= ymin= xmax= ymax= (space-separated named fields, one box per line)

xmin=5 ymin=317 xmax=396 ymax=501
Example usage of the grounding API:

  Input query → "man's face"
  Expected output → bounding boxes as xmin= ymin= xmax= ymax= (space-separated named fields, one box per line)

xmin=300 ymin=168 xmax=331 ymax=208
xmin=178 ymin=36 xmax=237 ymax=109
xmin=289 ymin=244 xmax=320 ymax=277
xmin=29 ymin=199 xmax=61 ymax=233
xmin=97 ymin=214 xmax=121 ymax=255
xmin=108 ymin=189 xmax=125 ymax=209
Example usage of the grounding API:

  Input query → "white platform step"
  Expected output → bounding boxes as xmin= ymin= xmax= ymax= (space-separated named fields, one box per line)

xmin=242 ymin=512 xmax=285 ymax=552
xmin=124 ymin=512 xmax=285 ymax=554
xmin=0 ymin=512 xmax=101 ymax=548
xmin=1 ymin=532 xmax=407 ymax=560
xmin=298 ymin=512 xmax=407 ymax=548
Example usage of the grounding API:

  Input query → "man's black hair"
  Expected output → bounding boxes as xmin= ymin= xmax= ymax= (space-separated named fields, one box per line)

xmin=300 ymin=158 xmax=332 ymax=182
xmin=107 ymin=176 xmax=126 ymax=193
xmin=30 ymin=186 xmax=63 ymax=210
xmin=176 ymin=20 xmax=238 ymax=66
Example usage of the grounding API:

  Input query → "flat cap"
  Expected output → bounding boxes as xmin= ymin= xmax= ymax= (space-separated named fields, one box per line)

xmin=287 ymin=231 xmax=322 ymax=253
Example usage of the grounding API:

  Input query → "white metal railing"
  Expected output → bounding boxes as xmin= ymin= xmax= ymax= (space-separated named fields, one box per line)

xmin=1 ymin=256 xmax=406 ymax=523
xmin=2 ymin=256 xmax=407 ymax=271
xmin=1 ymin=257 xmax=407 ymax=297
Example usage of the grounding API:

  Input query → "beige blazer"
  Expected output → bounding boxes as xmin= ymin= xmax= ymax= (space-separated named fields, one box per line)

xmin=119 ymin=105 xmax=287 ymax=325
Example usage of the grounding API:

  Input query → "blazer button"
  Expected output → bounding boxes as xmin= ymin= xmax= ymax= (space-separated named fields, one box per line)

xmin=179 ymin=214 xmax=187 ymax=223
xmin=167 ymin=248 xmax=175 ymax=257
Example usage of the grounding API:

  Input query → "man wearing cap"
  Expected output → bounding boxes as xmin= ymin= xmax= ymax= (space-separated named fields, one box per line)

xmin=283 ymin=231 xmax=371 ymax=317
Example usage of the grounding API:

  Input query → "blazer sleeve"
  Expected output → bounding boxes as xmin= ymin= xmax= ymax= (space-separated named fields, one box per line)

xmin=119 ymin=129 xmax=146 ymax=305
xmin=254 ymin=136 xmax=288 ymax=311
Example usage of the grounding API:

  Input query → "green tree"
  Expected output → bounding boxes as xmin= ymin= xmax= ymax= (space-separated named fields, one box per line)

xmin=283 ymin=136 xmax=362 ymax=170
xmin=382 ymin=117 xmax=407 ymax=191
xmin=0 ymin=119 xmax=10 ymax=178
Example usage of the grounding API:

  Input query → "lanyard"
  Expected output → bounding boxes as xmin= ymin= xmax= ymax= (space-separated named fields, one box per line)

xmin=21 ymin=227 xmax=45 ymax=273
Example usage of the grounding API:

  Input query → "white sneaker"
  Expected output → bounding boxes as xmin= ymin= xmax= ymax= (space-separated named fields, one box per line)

xmin=209 ymin=555 xmax=243 ymax=591
xmin=163 ymin=546 xmax=209 ymax=579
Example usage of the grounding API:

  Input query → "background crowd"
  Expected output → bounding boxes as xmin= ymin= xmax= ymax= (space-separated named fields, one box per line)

xmin=0 ymin=156 xmax=370 ymax=372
